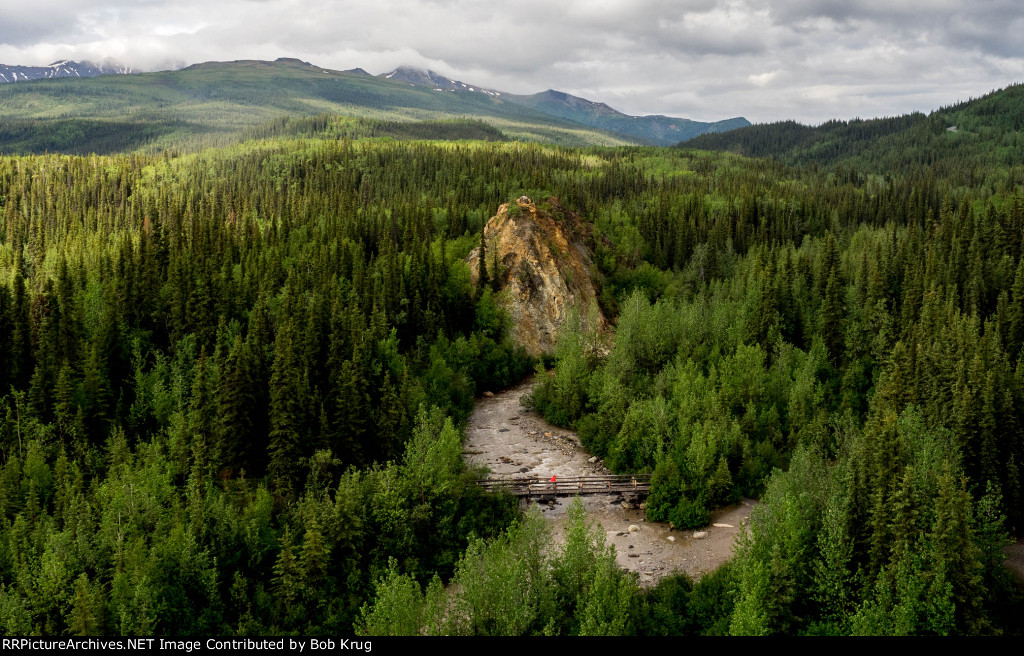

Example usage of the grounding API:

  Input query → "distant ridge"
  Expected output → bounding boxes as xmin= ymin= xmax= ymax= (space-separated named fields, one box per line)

xmin=677 ymin=83 xmax=1024 ymax=173
xmin=0 ymin=57 xmax=748 ymax=145
xmin=0 ymin=57 xmax=752 ymax=154
xmin=0 ymin=58 xmax=643 ymax=154
xmin=505 ymin=88 xmax=750 ymax=146
xmin=377 ymin=65 xmax=749 ymax=145
xmin=378 ymin=66 xmax=502 ymax=96
xmin=0 ymin=60 xmax=135 ymax=83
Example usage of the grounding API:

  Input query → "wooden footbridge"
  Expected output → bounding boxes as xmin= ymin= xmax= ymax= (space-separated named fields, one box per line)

xmin=476 ymin=474 xmax=652 ymax=499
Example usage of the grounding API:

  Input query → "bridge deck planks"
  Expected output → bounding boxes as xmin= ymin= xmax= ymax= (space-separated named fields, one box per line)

xmin=476 ymin=474 xmax=652 ymax=497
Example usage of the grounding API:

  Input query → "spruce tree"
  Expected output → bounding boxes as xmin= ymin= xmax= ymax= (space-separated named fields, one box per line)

xmin=268 ymin=319 xmax=309 ymax=494
xmin=215 ymin=336 xmax=256 ymax=474
xmin=820 ymin=270 xmax=845 ymax=368
xmin=1007 ymin=257 xmax=1024 ymax=359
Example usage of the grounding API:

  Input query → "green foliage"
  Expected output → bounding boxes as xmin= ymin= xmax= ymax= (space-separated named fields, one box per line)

xmin=449 ymin=508 xmax=553 ymax=636
xmin=356 ymin=559 xmax=434 ymax=636
xmin=246 ymin=116 xmax=510 ymax=144
xmin=401 ymin=406 xmax=463 ymax=501
xmin=524 ymin=308 xmax=597 ymax=427
xmin=0 ymin=105 xmax=1022 ymax=636
xmin=681 ymin=83 xmax=1024 ymax=190
xmin=645 ymin=459 xmax=682 ymax=522
xmin=358 ymin=500 xmax=642 ymax=636
xmin=0 ymin=137 xmax=563 ymax=635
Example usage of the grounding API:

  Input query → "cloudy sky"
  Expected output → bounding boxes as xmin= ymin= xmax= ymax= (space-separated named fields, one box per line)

xmin=1 ymin=0 xmax=1022 ymax=124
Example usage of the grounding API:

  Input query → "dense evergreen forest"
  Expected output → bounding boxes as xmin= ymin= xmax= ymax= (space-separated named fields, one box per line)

xmin=681 ymin=82 xmax=1024 ymax=182
xmin=0 ymin=89 xmax=1022 ymax=635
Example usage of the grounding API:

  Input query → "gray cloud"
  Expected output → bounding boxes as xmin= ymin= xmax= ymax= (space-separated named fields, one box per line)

xmin=0 ymin=3 xmax=81 ymax=47
xmin=0 ymin=0 xmax=1021 ymax=124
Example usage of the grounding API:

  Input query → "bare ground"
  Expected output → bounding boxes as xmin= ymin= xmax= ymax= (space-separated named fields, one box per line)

xmin=465 ymin=378 xmax=756 ymax=587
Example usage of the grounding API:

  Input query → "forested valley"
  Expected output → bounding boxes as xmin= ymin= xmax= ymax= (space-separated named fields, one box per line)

xmin=0 ymin=88 xmax=1023 ymax=635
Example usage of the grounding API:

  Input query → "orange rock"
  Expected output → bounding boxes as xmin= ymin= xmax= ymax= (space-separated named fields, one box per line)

xmin=464 ymin=196 xmax=607 ymax=356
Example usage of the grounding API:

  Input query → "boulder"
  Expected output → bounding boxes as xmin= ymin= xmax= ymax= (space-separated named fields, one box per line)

xmin=482 ymin=391 xmax=495 ymax=398
xmin=628 ymin=524 xmax=641 ymax=533
xmin=692 ymin=531 xmax=708 ymax=539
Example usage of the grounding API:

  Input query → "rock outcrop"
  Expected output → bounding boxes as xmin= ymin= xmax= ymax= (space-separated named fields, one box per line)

xmin=466 ymin=196 xmax=606 ymax=356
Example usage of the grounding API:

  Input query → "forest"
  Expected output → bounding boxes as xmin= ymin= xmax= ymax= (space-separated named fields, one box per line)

xmin=0 ymin=82 xmax=1022 ymax=635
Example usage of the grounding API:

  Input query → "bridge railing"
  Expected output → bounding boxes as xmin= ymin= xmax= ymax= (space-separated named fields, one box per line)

xmin=476 ymin=473 xmax=652 ymax=497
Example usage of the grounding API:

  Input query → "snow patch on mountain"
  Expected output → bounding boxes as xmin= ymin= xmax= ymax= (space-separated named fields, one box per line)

xmin=0 ymin=60 xmax=136 ymax=83
xmin=376 ymin=65 xmax=502 ymax=97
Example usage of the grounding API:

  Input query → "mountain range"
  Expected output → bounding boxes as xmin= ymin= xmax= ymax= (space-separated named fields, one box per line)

xmin=377 ymin=66 xmax=749 ymax=145
xmin=0 ymin=57 xmax=748 ymax=150
xmin=0 ymin=60 xmax=135 ymax=83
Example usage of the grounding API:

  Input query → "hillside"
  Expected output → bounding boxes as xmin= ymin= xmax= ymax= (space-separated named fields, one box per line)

xmin=370 ymin=66 xmax=751 ymax=146
xmin=0 ymin=58 xmax=635 ymax=154
xmin=680 ymin=83 xmax=1024 ymax=181
xmin=506 ymin=89 xmax=750 ymax=146
xmin=0 ymin=58 xmax=753 ymax=153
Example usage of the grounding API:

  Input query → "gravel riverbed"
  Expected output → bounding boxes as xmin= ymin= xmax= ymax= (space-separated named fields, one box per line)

xmin=464 ymin=377 xmax=756 ymax=586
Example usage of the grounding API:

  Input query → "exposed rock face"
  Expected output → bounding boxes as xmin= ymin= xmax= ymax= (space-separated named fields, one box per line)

xmin=466 ymin=196 xmax=606 ymax=356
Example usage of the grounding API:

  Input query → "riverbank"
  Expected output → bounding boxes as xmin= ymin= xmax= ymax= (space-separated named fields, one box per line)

xmin=464 ymin=377 xmax=755 ymax=586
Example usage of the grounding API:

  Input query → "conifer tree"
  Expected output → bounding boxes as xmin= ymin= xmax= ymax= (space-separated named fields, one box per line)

xmin=268 ymin=319 xmax=309 ymax=494
xmin=273 ymin=527 xmax=302 ymax=628
xmin=215 ymin=336 xmax=256 ymax=474
xmin=331 ymin=359 xmax=367 ymax=466
xmin=1007 ymin=257 xmax=1024 ymax=359
xmin=820 ymin=270 xmax=845 ymax=368
xmin=68 ymin=574 xmax=104 ymax=636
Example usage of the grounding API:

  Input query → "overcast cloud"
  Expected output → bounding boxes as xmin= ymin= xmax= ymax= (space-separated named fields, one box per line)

xmin=0 ymin=0 xmax=1021 ymax=123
